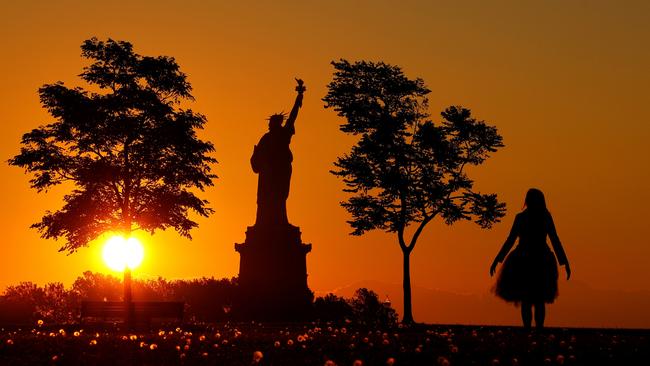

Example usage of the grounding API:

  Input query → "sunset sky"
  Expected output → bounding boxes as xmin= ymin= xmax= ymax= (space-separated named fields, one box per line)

xmin=1 ymin=0 xmax=649 ymax=327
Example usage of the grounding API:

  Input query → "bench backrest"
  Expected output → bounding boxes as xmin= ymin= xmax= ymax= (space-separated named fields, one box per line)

xmin=81 ymin=301 xmax=184 ymax=319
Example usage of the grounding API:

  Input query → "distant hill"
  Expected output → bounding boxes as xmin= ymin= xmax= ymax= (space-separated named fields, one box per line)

xmin=319 ymin=280 xmax=650 ymax=329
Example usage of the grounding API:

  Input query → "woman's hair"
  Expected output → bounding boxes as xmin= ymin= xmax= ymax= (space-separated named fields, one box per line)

xmin=524 ymin=188 xmax=548 ymax=213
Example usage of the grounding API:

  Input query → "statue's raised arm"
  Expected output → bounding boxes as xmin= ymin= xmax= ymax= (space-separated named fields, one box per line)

xmin=284 ymin=78 xmax=306 ymax=132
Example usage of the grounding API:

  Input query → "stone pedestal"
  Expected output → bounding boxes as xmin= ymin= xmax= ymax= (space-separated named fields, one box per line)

xmin=234 ymin=224 xmax=313 ymax=320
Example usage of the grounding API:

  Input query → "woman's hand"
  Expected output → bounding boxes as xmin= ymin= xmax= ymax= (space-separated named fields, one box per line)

xmin=565 ymin=263 xmax=571 ymax=280
xmin=490 ymin=260 xmax=498 ymax=277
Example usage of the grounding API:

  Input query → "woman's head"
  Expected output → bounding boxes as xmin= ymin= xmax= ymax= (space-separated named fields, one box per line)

xmin=524 ymin=188 xmax=547 ymax=213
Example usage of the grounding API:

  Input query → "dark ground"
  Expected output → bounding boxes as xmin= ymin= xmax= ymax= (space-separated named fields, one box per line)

xmin=0 ymin=322 xmax=648 ymax=365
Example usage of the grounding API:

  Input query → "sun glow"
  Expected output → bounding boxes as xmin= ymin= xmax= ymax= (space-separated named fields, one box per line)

xmin=102 ymin=235 xmax=144 ymax=271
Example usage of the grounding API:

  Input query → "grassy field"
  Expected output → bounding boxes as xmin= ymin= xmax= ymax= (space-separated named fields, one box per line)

xmin=0 ymin=322 xmax=648 ymax=365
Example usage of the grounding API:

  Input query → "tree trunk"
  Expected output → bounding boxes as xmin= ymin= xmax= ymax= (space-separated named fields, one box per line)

xmin=122 ymin=152 xmax=134 ymax=329
xmin=402 ymin=249 xmax=415 ymax=324
xmin=124 ymin=267 xmax=134 ymax=330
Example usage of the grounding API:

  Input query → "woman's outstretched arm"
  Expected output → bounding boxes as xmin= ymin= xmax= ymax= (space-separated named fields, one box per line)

xmin=490 ymin=214 xmax=520 ymax=276
xmin=284 ymin=78 xmax=305 ymax=133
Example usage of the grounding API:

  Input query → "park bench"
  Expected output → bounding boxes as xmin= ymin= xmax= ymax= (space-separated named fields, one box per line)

xmin=80 ymin=301 xmax=184 ymax=324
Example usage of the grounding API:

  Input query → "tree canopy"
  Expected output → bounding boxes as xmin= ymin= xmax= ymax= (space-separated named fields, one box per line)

xmin=323 ymin=59 xmax=506 ymax=322
xmin=9 ymin=38 xmax=217 ymax=253
xmin=324 ymin=59 xmax=505 ymax=245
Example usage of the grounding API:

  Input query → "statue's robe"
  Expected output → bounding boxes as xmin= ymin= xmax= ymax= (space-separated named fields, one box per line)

xmin=250 ymin=123 xmax=295 ymax=226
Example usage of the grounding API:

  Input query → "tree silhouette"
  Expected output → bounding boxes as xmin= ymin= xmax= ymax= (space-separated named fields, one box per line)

xmin=0 ymin=273 xmax=239 ymax=324
xmin=323 ymin=59 xmax=506 ymax=324
xmin=349 ymin=288 xmax=398 ymax=327
xmin=9 ymin=38 xmax=216 ymax=252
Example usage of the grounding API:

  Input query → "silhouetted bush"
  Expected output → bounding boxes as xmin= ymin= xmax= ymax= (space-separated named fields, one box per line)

xmin=171 ymin=277 xmax=238 ymax=322
xmin=350 ymin=288 xmax=398 ymax=327
xmin=71 ymin=271 xmax=122 ymax=302
xmin=314 ymin=293 xmax=353 ymax=322
xmin=0 ymin=272 xmax=238 ymax=324
xmin=314 ymin=288 xmax=398 ymax=327
xmin=0 ymin=282 xmax=76 ymax=324
xmin=0 ymin=275 xmax=396 ymax=326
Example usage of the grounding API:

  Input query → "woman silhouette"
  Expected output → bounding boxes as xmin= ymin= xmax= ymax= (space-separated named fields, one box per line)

xmin=490 ymin=188 xmax=571 ymax=330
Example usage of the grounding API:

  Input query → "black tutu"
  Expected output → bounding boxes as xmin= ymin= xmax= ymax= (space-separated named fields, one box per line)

xmin=494 ymin=244 xmax=559 ymax=304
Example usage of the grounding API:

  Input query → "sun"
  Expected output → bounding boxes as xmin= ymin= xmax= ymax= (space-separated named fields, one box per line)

xmin=102 ymin=235 xmax=144 ymax=271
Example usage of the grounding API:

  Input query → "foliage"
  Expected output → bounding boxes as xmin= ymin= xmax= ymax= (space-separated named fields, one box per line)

xmin=0 ymin=276 xmax=393 ymax=326
xmin=323 ymin=59 xmax=506 ymax=242
xmin=323 ymin=59 xmax=506 ymax=323
xmin=313 ymin=288 xmax=397 ymax=328
xmin=70 ymin=271 xmax=122 ymax=301
xmin=313 ymin=293 xmax=353 ymax=323
xmin=8 ymin=38 xmax=217 ymax=253
xmin=1 ymin=282 xmax=76 ymax=323
xmin=349 ymin=288 xmax=398 ymax=328
xmin=0 ymin=272 xmax=238 ymax=324
xmin=170 ymin=277 xmax=238 ymax=322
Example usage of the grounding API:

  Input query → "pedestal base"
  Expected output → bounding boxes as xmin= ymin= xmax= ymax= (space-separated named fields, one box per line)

xmin=234 ymin=224 xmax=313 ymax=321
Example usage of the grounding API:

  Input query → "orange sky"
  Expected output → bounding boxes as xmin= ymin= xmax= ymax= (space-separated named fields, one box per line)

xmin=1 ymin=0 xmax=649 ymax=327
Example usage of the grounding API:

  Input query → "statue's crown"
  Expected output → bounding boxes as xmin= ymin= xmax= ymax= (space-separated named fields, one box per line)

xmin=267 ymin=112 xmax=287 ymax=123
